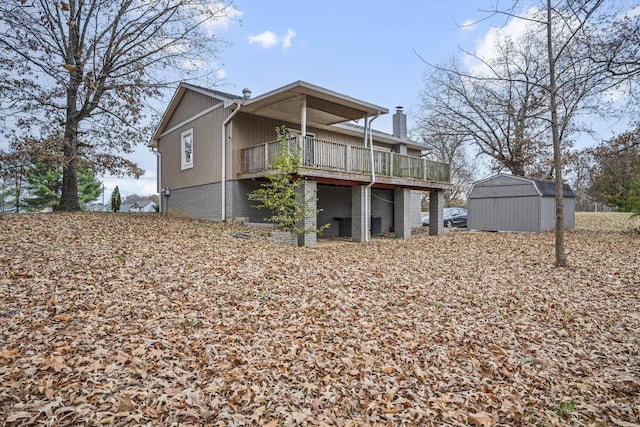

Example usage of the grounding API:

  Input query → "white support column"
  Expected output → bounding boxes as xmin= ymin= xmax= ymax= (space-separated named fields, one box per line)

xmin=301 ymin=95 xmax=307 ymax=137
xmin=363 ymin=116 xmax=369 ymax=147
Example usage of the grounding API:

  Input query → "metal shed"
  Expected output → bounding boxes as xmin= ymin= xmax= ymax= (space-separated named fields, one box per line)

xmin=468 ymin=174 xmax=576 ymax=232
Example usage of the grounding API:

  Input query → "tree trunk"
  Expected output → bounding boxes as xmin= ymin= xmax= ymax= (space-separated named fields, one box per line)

xmin=547 ymin=0 xmax=567 ymax=267
xmin=57 ymin=125 xmax=81 ymax=211
xmin=57 ymin=1 xmax=82 ymax=212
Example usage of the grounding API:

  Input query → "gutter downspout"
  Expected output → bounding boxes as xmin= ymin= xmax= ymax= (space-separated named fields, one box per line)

xmin=365 ymin=111 xmax=381 ymax=242
xmin=152 ymin=148 xmax=162 ymax=213
xmin=221 ymin=102 xmax=243 ymax=222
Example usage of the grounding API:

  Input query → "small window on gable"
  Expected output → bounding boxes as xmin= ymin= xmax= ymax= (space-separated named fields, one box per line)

xmin=181 ymin=129 xmax=193 ymax=170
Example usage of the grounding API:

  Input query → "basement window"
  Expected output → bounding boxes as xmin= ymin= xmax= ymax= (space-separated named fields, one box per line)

xmin=181 ymin=129 xmax=194 ymax=170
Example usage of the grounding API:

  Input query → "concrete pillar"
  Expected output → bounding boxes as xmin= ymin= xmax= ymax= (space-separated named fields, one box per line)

xmin=429 ymin=190 xmax=444 ymax=236
xmin=394 ymin=188 xmax=412 ymax=238
xmin=352 ymin=185 xmax=370 ymax=243
xmin=296 ymin=180 xmax=317 ymax=247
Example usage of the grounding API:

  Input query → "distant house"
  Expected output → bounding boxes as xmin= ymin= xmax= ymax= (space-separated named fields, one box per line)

xmin=149 ymin=81 xmax=453 ymax=246
xmin=467 ymin=174 xmax=576 ymax=232
xmin=88 ymin=203 xmax=110 ymax=212
xmin=130 ymin=200 xmax=158 ymax=213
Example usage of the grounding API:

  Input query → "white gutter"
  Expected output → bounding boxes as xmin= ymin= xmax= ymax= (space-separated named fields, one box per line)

xmin=221 ymin=102 xmax=243 ymax=222
xmin=365 ymin=111 xmax=381 ymax=242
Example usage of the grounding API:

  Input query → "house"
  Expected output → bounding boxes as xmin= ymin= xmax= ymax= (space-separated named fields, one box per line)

xmin=467 ymin=174 xmax=576 ymax=232
xmin=149 ymin=81 xmax=452 ymax=246
xmin=130 ymin=200 xmax=158 ymax=213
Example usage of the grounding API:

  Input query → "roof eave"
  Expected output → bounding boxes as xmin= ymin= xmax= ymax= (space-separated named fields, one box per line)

xmin=149 ymin=82 xmax=238 ymax=144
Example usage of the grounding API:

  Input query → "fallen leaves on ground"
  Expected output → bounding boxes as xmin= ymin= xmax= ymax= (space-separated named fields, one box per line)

xmin=1 ymin=212 xmax=639 ymax=426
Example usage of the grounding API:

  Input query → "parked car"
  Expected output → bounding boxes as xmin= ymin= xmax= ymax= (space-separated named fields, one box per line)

xmin=421 ymin=207 xmax=468 ymax=228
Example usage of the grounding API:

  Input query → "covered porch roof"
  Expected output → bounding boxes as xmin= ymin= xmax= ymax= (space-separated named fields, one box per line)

xmin=227 ymin=80 xmax=389 ymax=127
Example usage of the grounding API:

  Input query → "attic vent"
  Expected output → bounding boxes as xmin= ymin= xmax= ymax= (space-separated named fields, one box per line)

xmin=242 ymin=88 xmax=251 ymax=100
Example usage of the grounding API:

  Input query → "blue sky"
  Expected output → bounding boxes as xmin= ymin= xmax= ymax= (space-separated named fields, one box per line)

xmin=115 ymin=0 xmax=500 ymax=198
xmin=215 ymin=0 xmax=493 ymax=136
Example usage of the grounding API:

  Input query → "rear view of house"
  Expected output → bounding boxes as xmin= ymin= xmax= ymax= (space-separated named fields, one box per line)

xmin=149 ymin=81 xmax=452 ymax=246
xmin=468 ymin=174 xmax=576 ymax=232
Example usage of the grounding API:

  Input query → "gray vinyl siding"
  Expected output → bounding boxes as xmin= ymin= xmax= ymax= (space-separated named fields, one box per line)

xmin=540 ymin=197 xmax=575 ymax=230
xmin=468 ymin=196 xmax=541 ymax=232
xmin=158 ymin=105 xmax=230 ymax=190
xmin=540 ymin=197 xmax=556 ymax=232
xmin=230 ymin=113 xmax=395 ymax=176
xmin=165 ymin=91 xmax=222 ymax=130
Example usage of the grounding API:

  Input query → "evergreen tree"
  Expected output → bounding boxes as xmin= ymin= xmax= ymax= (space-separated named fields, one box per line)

xmin=23 ymin=162 xmax=61 ymax=211
xmin=77 ymin=168 xmax=102 ymax=206
xmin=23 ymin=162 xmax=102 ymax=211
xmin=111 ymin=186 xmax=121 ymax=213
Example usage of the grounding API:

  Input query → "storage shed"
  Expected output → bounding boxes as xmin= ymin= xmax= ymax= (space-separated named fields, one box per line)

xmin=468 ymin=174 xmax=575 ymax=232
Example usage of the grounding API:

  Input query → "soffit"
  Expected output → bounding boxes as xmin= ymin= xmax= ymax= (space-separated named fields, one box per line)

xmin=236 ymin=81 xmax=388 ymax=126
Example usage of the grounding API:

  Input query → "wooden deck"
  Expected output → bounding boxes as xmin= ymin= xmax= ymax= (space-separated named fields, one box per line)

xmin=239 ymin=136 xmax=451 ymax=189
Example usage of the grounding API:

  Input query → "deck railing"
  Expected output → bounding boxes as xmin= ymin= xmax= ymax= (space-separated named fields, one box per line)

xmin=241 ymin=136 xmax=450 ymax=183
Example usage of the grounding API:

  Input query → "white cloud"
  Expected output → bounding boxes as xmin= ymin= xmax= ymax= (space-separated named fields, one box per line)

xmin=619 ymin=5 xmax=640 ymax=19
xmin=248 ymin=30 xmax=279 ymax=48
xmin=199 ymin=2 xmax=243 ymax=35
xmin=465 ymin=7 xmax=541 ymax=75
xmin=248 ymin=29 xmax=297 ymax=50
xmin=182 ymin=58 xmax=205 ymax=71
xmin=282 ymin=29 xmax=296 ymax=50
xmin=215 ymin=69 xmax=226 ymax=80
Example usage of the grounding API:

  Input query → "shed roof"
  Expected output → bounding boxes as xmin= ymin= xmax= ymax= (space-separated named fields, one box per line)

xmin=532 ymin=179 xmax=576 ymax=198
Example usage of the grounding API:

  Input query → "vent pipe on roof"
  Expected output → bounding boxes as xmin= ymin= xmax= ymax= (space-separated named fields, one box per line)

xmin=392 ymin=106 xmax=407 ymax=140
xmin=242 ymin=88 xmax=251 ymax=100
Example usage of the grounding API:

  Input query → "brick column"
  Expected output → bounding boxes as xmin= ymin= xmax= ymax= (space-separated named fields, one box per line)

xmin=394 ymin=188 xmax=411 ymax=239
xmin=351 ymin=185 xmax=370 ymax=243
xmin=429 ymin=190 xmax=444 ymax=236
xmin=296 ymin=180 xmax=317 ymax=247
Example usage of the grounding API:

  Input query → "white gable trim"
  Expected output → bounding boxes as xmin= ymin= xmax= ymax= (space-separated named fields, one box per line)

xmin=159 ymin=102 xmax=224 ymax=138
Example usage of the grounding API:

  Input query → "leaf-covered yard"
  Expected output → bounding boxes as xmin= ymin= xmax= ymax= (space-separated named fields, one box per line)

xmin=1 ymin=212 xmax=639 ymax=426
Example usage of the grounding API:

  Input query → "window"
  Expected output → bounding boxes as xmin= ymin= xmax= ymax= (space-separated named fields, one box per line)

xmin=181 ymin=129 xmax=193 ymax=170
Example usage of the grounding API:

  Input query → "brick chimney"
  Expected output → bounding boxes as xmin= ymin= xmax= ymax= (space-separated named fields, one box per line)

xmin=392 ymin=106 xmax=407 ymax=140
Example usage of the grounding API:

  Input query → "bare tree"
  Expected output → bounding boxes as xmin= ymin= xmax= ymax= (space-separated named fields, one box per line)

xmin=0 ymin=0 xmax=236 ymax=210
xmin=417 ymin=33 xmax=551 ymax=178
xmin=419 ymin=0 xmax=638 ymax=266
xmin=413 ymin=112 xmax=474 ymax=205
xmin=564 ymin=148 xmax=597 ymax=211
